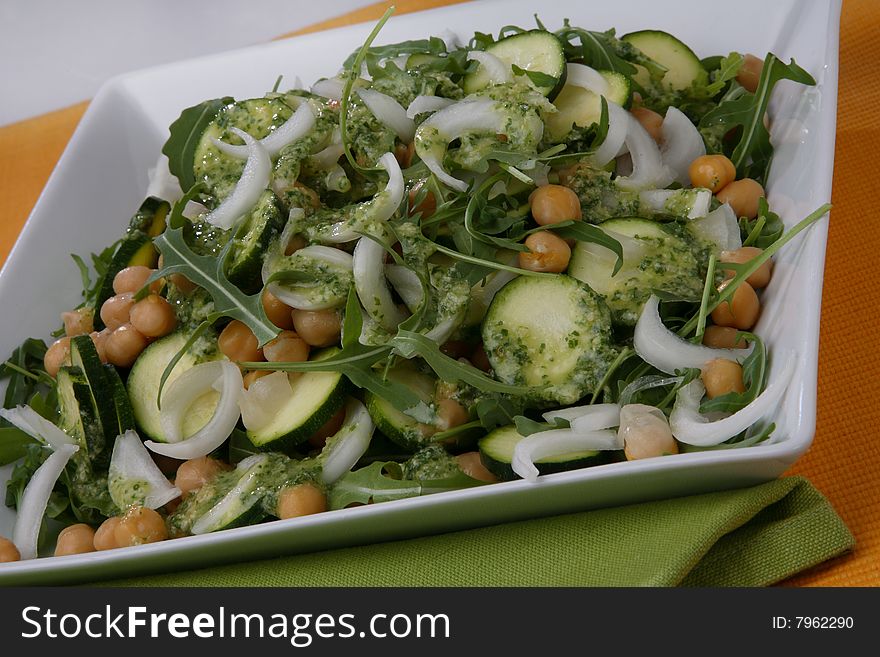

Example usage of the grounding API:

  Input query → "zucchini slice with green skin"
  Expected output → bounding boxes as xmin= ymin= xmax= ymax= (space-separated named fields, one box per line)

xmin=481 ymin=275 xmax=618 ymax=406
xmin=621 ymin=30 xmax=707 ymax=92
xmin=365 ymin=367 xmax=437 ymax=452
xmin=93 ymin=197 xmax=169 ymax=329
xmin=193 ymin=97 xmax=294 ymax=200
xmin=545 ymin=71 xmax=631 ymax=141
xmin=246 ymin=349 xmax=348 ymax=453
xmin=104 ymin=363 xmax=136 ymax=434
xmin=127 ymin=331 xmax=221 ymax=443
xmin=463 ymin=30 xmax=567 ymax=97
xmin=567 ymin=217 xmax=704 ymax=326
xmin=226 ymin=189 xmax=285 ymax=294
xmin=478 ymin=425 xmax=609 ymax=481
xmin=56 ymin=366 xmax=98 ymax=456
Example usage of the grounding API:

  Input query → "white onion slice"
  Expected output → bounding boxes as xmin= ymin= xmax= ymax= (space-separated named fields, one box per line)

xmin=639 ymin=188 xmax=712 ymax=220
xmin=385 ymin=264 xmax=424 ymax=311
xmin=147 ymin=361 xmax=243 ymax=459
xmin=542 ymin=403 xmax=621 ymax=432
xmin=423 ymin=309 xmax=465 ymax=346
xmin=239 ymin=371 xmax=293 ymax=432
xmin=146 ymin=154 xmax=182 ymax=203
xmin=590 ymin=101 xmax=629 ymax=168
xmin=615 ymin=113 xmax=674 ymax=191
xmin=311 ymin=78 xmax=345 ymax=100
xmin=265 ymin=244 xmax=354 ymax=311
xmin=357 ymin=88 xmax=415 ymax=143
xmin=660 ymin=106 xmax=706 ymax=186
xmin=204 ymin=127 xmax=271 ymax=230
xmin=670 ymin=356 xmax=797 ymax=446
xmin=108 ymin=430 xmax=181 ymax=510
xmin=565 ymin=63 xmax=611 ymax=96
xmin=690 ymin=203 xmax=742 ymax=253
xmin=13 ymin=443 xmax=78 ymax=559
xmin=634 ymin=296 xmax=752 ymax=374
xmin=353 ymin=235 xmax=408 ymax=331
xmin=512 ymin=429 xmax=621 ymax=482
xmin=406 ymin=95 xmax=456 ymax=119
xmin=0 ymin=405 xmax=76 ymax=450
xmin=321 ymin=398 xmax=375 ymax=484
xmin=467 ymin=50 xmax=513 ymax=85
xmin=191 ymin=454 xmax=268 ymax=535
xmin=311 ymin=142 xmax=345 ymax=170
xmin=213 ymin=102 xmax=316 ymax=159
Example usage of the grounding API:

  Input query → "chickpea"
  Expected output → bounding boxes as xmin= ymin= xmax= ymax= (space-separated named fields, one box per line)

xmin=702 ymin=325 xmax=747 ymax=349
xmin=471 ymin=343 xmax=491 ymax=372
xmin=529 ymin=184 xmax=582 ymax=226
xmin=243 ymin=369 xmax=273 ymax=390
xmin=308 ymin=406 xmax=347 ymax=449
xmin=455 ymin=452 xmax=498 ymax=483
xmin=113 ymin=265 xmax=161 ymax=295
xmin=440 ymin=340 xmax=471 ymax=360
xmin=104 ymin=324 xmax=149 ymax=368
xmin=395 ymin=141 xmax=416 ymax=169
xmin=716 ymin=178 xmax=765 ymax=219
xmin=90 ymin=329 xmax=110 ymax=363
xmin=618 ymin=404 xmax=678 ymax=460
xmin=711 ymin=280 xmax=760 ymax=330
xmin=688 ymin=154 xmax=736 ymax=193
xmin=293 ymin=182 xmax=321 ymax=211
xmin=43 ymin=337 xmax=71 ymax=378
xmin=408 ymin=181 xmax=436 ymax=218
xmin=291 ymin=309 xmax=341 ymax=347
xmin=435 ymin=398 xmax=469 ymax=431
xmin=701 ymin=359 xmax=746 ymax=399
xmin=54 ymin=523 xmax=96 ymax=557
xmin=518 ymin=232 xmax=571 ymax=273
xmin=114 ymin=506 xmax=167 ymax=547
xmin=100 ymin=292 xmax=135 ymax=330
xmin=737 ymin=54 xmax=765 ymax=93
xmin=175 ymin=457 xmax=230 ymax=499
xmin=130 ymin=294 xmax=177 ymax=338
xmin=630 ymin=106 xmax=664 ymax=143
xmin=284 ymin=234 xmax=307 ymax=257
xmin=262 ymin=289 xmax=295 ymax=330
xmin=218 ymin=320 xmax=264 ymax=363
xmin=93 ymin=517 xmax=122 ymax=551
xmin=276 ymin=483 xmax=327 ymax=520
xmin=62 ymin=307 xmax=94 ymax=337
xmin=264 ymin=330 xmax=310 ymax=363
xmin=0 ymin=536 xmax=20 ymax=562
xmin=720 ymin=246 xmax=773 ymax=289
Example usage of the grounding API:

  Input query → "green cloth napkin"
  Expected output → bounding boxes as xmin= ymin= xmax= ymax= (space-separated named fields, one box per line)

xmin=100 ymin=475 xmax=853 ymax=587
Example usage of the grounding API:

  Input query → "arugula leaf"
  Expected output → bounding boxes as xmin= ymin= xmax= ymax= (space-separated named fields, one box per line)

xmin=150 ymin=227 xmax=279 ymax=345
xmin=511 ymin=64 xmax=559 ymax=90
xmin=162 ymin=97 xmax=233 ymax=191
xmin=0 ymin=427 xmax=35 ymax=466
xmin=342 ymin=36 xmax=447 ymax=70
xmin=2 ymin=338 xmax=49 ymax=411
xmin=474 ymin=395 xmax=525 ymax=429
xmin=700 ymin=333 xmax=766 ymax=414
xmin=555 ymin=25 xmax=638 ymax=76
xmin=699 ymin=54 xmax=815 ymax=179
xmin=513 ymin=415 xmax=568 ymax=437
xmin=741 ymin=197 xmax=784 ymax=248
xmin=704 ymin=52 xmax=744 ymax=97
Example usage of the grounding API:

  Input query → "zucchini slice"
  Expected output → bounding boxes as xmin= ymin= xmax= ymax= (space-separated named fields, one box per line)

xmin=93 ymin=197 xmax=169 ymax=329
xmin=463 ymin=30 xmax=567 ymax=97
xmin=567 ymin=217 xmax=704 ymax=326
xmin=193 ymin=97 xmax=294 ymax=200
xmin=226 ymin=190 xmax=285 ymax=294
xmin=481 ymin=275 xmax=617 ymax=406
xmin=545 ymin=71 xmax=631 ymax=141
xmin=127 ymin=331 xmax=222 ymax=443
xmin=365 ymin=367 xmax=437 ymax=452
xmin=246 ymin=349 xmax=348 ymax=452
xmin=478 ymin=425 xmax=609 ymax=481
xmin=56 ymin=366 xmax=96 ymax=452
xmin=621 ymin=30 xmax=707 ymax=92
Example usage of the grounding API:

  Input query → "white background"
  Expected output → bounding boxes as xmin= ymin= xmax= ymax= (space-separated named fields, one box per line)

xmin=0 ymin=0 xmax=373 ymax=126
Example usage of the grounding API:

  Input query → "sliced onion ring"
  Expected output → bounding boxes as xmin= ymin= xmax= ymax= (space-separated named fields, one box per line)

xmin=406 ymin=95 xmax=455 ymax=119
xmin=565 ymin=62 xmax=611 ymax=96
xmin=109 ymin=430 xmax=181 ymax=510
xmin=615 ymin=113 xmax=673 ymax=191
xmin=670 ymin=356 xmax=797 ymax=446
xmin=467 ymin=50 xmax=513 ymax=85
xmin=147 ymin=361 xmax=243 ymax=460
xmin=213 ymin=102 xmax=316 ymax=159
xmin=591 ymin=100 xmax=629 ymax=168
xmin=204 ymin=127 xmax=271 ymax=230
xmin=311 ymin=77 xmax=345 ymax=100
xmin=239 ymin=371 xmax=293 ymax=432
xmin=660 ymin=106 xmax=706 ymax=186
xmin=13 ymin=443 xmax=78 ymax=559
xmin=634 ymin=295 xmax=752 ymax=374
xmin=512 ymin=429 xmax=621 ymax=482
xmin=357 ymin=88 xmax=415 ymax=143
xmin=542 ymin=403 xmax=621 ymax=432
xmin=0 ymin=405 xmax=76 ymax=450
xmin=353 ymin=235 xmax=408 ymax=331
xmin=321 ymin=398 xmax=375 ymax=484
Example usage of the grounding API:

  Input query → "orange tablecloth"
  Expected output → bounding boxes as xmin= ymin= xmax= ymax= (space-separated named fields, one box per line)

xmin=0 ymin=0 xmax=876 ymax=586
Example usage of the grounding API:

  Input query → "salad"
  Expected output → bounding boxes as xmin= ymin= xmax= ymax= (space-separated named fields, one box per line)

xmin=0 ymin=11 xmax=829 ymax=563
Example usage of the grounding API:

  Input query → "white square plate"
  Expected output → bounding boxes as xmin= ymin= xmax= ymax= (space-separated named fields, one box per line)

xmin=0 ymin=0 xmax=840 ymax=584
